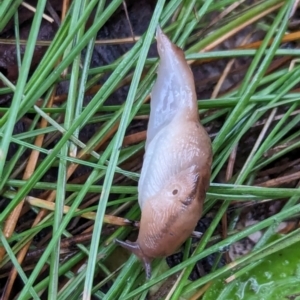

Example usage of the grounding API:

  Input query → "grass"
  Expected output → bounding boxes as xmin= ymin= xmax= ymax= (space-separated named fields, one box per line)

xmin=0 ymin=0 xmax=300 ymax=299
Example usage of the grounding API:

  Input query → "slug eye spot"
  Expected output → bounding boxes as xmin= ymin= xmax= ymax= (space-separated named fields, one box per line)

xmin=172 ymin=189 xmax=178 ymax=195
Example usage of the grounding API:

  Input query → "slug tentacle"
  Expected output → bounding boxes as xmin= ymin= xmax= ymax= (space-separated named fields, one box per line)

xmin=114 ymin=239 xmax=152 ymax=279
xmin=115 ymin=27 xmax=212 ymax=278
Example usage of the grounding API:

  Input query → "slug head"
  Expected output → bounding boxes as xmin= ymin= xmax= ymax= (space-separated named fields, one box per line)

xmin=114 ymin=238 xmax=152 ymax=279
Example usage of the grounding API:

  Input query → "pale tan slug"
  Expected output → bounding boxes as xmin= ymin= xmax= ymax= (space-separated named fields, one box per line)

xmin=115 ymin=27 xmax=212 ymax=278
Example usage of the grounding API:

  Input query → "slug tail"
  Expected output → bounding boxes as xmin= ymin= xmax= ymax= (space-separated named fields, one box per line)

xmin=115 ymin=239 xmax=152 ymax=278
xmin=146 ymin=27 xmax=198 ymax=147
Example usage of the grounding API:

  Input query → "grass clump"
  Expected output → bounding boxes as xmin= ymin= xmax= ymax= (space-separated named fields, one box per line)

xmin=0 ymin=0 xmax=300 ymax=299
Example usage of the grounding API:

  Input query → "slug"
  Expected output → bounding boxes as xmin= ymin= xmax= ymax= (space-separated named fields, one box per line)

xmin=115 ymin=27 xmax=212 ymax=278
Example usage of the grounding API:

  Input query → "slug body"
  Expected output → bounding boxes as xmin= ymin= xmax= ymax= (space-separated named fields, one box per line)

xmin=116 ymin=28 xmax=212 ymax=278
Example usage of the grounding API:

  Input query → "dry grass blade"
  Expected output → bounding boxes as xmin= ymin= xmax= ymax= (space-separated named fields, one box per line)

xmin=21 ymin=1 xmax=54 ymax=23
xmin=26 ymin=196 xmax=136 ymax=226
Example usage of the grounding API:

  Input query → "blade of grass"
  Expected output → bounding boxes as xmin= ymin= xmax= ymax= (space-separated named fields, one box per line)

xmin=0 ymin=1 xmax=46 ymax=180
xmin=212 ymin=0 xmax=291 ymax=154
xmin=0 ymin=0 xmax=23 ymax=31
xmin=48 ymin=0 xmax=90 ymax=297
xmin=82 ymin=1 xmax=166 ymax=298
xmin=0 ymin=229 xmax=40 ymax=300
